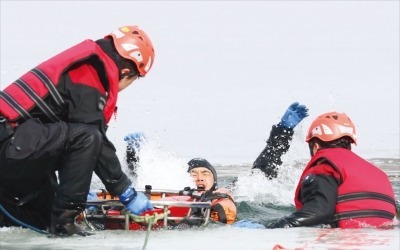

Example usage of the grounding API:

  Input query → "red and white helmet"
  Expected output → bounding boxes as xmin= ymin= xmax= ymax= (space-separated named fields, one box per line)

xmin=106 ymin=25 xmax=155 ymax=77
xmin=306 ymin=112 xmax=357 ymax=145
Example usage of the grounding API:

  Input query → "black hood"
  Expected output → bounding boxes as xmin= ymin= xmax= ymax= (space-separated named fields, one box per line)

xmin=187 ymin=158 xmax=218 ymax=190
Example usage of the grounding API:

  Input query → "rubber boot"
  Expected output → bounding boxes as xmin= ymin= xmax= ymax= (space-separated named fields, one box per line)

xmin=50 ymin=207 xmax=92 ymax=237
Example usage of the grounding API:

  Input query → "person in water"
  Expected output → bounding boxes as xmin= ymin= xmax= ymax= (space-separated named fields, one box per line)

xmin=267 ymin=112 xmax=397 ymax=229
xmin=186 ymin=157 xmax=237 ymax=224
xmin=124 ymin=102 xmax=309 ymax=225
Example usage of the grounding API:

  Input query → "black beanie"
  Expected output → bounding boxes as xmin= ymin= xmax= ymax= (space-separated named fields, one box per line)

xmin=187 ymin=158 xmax=218 ymax=189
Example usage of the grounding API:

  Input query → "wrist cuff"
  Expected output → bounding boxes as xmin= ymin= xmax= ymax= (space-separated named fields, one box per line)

xmin=119 ymin=186 xmax=137 ymax=205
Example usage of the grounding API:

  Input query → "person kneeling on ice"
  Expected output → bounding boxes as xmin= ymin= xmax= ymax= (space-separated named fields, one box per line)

xmin=123 ymin=102 xmax=309 ymax=226
xmin=0 ymin=25 xmax=155 ymax=236
xmin=267 ymin=112 xmax=397 ymax=229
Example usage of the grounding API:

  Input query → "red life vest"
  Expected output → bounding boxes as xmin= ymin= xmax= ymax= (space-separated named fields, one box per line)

xmin=0 ymin=39 xmax=119 ymax=124
xmin=294 ymin=148 xmax=396 ymax=228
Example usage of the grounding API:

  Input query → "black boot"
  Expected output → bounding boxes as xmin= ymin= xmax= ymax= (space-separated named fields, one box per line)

xmin=50 ymin=207 xmax=93 ymax=237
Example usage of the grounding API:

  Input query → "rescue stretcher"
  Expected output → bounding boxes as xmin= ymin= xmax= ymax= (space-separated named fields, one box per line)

xmin=82 ymin=187 xmax=212 ymax=231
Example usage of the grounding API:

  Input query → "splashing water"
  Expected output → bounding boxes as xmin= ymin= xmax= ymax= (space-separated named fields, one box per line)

xmin=131 ymin=138 xmax=195 ymax=190
xmin=233 ymin=162 xmax=303 ymax=206
xmin=119 ymin=135 xmax=307 ymax=208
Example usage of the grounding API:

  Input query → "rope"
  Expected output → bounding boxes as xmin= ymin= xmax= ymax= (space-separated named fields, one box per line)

xmin=128 ymin=211 xmax=170 ymax=250
xmin=0 ymin=202 xmax=48 ymax=235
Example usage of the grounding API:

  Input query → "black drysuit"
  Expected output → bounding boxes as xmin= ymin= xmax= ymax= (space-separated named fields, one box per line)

xmin=0 ymin=44 xmax=131 ymax=231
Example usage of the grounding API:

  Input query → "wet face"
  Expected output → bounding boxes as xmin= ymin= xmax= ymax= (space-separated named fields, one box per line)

xmin=188 ymin=167 xmax=215 ymax=191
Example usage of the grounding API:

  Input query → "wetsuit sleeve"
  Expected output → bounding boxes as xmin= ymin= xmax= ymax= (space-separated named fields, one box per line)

xmin=252 ymin=125 xmax=294 ymax=178
xmin=126 ymin=144 xmax=139 ymax=176
xmin=94 ymin=134 xmax=132 ymax=196
xmin=267 ymin=174 xmax=338 ymax=228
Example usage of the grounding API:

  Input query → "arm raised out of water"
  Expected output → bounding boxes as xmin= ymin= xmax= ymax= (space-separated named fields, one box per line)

xmin=252 ymin=102 xmax=309 ymax=179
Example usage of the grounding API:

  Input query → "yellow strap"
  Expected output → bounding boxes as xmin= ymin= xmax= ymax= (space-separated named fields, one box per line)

xmin=128 ymin=211 xmax=169 ymax=224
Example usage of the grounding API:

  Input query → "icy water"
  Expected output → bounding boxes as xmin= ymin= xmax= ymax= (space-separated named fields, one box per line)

xmin=1 ymin=155 xmax=399 ymax=250
xmin=1 ymin=1 xmax=399 ymax=249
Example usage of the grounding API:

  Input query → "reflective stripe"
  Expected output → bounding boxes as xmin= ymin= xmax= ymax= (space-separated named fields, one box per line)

xmin=14 ymin=80 xmax=60 ymax=122
xmin=337 ymin=192 xmax=396 ymax=207
xmin=0 ymin=91 xmax=31 ymax=120
xmin=30 ymin=68 xmax=64 ymax=108
xmin=333 ymin=210 xmax=395 ymax=222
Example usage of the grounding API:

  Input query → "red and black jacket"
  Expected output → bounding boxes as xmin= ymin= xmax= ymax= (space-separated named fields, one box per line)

xmin=0 ymin=40 xmax=131 ymax=197
xmin=0 ymin=39 xmax=119 ymax=127
xmin=295 ymin=148 xmax=396 ymax=228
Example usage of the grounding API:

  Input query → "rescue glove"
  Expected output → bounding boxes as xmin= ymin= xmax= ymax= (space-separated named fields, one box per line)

xmin=119 ymin=186 xmax=153 ymax=215
xmin=266 ymin=218 xmax=293 ymax=229
xmin=124 ymin=132 xmax=147 ymax=149
xmin=279 ymin=102 xmax=309 ymax=129
xmin=266 ymin=214 xmax=303 ymax=229
xmin=86 ymin=191 xmax=98 ymax=212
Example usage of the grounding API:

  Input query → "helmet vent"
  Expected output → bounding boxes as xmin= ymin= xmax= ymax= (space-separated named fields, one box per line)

xmin=332 ymin=115 xmax=339 ymax=120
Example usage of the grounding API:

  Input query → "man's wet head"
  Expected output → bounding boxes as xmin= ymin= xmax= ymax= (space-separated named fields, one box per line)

xmin=187 ymin=158 xmax=218 ymax=191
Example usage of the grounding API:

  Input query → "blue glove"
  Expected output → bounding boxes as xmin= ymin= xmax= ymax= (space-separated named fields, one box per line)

xmin=124 ymin=132 xmax=147 ymax=149
xmin=119 ymin=187 xmax=153 ymax=215
xmin=87 ymin=191 xmax=98 ymax=212
xmin=279 ymin=102 xmax=309 ymax=129
xmin=233 ymin=220 xmax=265 ymax=229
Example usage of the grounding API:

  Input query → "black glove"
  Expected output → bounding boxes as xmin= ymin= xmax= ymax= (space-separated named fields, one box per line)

xmin=267 ymin=218 xmax=294 ymax=229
